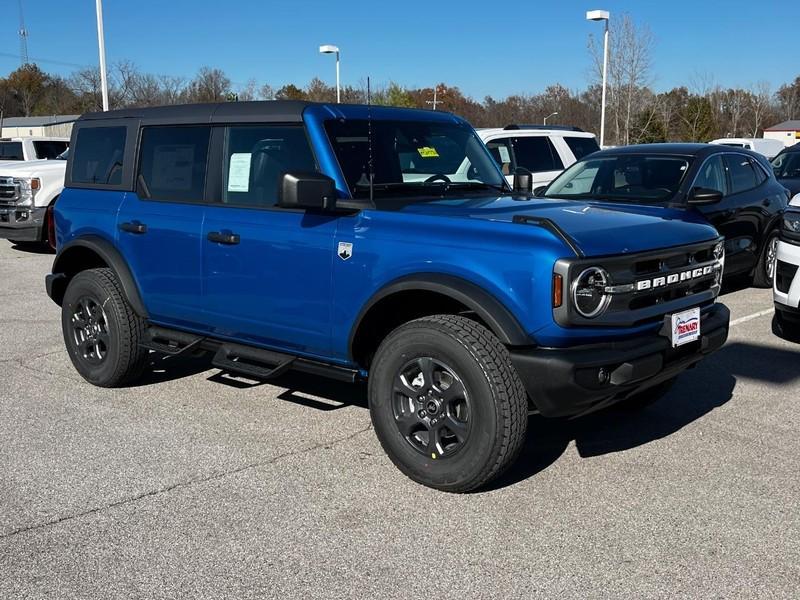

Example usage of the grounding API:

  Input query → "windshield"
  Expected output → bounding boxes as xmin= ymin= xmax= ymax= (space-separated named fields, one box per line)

xmin=545 ymin=154 xmax=691 ymax=202
xmin=771 ymin=151 xmax=800 ymax=179
xmin=324 ymin=119 xmax=507 ymax=201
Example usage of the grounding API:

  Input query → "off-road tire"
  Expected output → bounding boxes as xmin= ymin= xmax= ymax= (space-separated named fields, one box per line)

xmin=61 ymin=267 xmax=149 ymax=387
xmin=753 ymin=230 xmax=779 ymax=288
xmin=368 ymin=314 xmax=528 ymax=492
xmin=772 ymin=310 xmax=800 ymax=342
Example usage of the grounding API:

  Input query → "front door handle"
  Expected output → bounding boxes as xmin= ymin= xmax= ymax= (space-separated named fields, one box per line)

xmin=119 ymin=221 xmax=147 ymax=234
xmin=762 ymin=198 xmax=771 ymax=207
xmin=207 ymin=231 xmax=240 ymax=245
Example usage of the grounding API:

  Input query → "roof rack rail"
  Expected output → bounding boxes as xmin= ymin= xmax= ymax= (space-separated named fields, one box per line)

xmin=504 ymin=124 xmax=585 ymax=132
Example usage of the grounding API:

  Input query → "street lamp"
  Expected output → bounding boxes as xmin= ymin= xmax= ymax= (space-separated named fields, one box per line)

xmin=543 ymin=111 xmax=558 ymax=125
xmin=95 ymin=0 xmax=109 ymax=111
xmin=319 ymin=44 xmax=340 ymax=103
xmin=586 ymin=9 xmax=610 ymax=147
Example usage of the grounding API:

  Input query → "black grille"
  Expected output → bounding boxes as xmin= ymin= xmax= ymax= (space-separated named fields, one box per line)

xmin=0 ymin=178 xmax=18 ymax=205
xmin=554 ymin=239 xmax=723 ymax=328
xmin=776 ymin=260 xmax=798 ymax=294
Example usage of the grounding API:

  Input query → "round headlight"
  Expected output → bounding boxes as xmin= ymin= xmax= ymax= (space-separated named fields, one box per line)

xmin=572 ymin=267 xmax=610 ymax=318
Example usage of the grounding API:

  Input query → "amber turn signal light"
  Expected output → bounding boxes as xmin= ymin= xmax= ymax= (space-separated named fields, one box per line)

xmin=552 ymin=273 xmax=563 ymax=308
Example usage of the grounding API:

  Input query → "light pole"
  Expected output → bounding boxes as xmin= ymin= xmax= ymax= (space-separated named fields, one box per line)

xmin=586 ymin=9 xmax=609 ymax=147
xmin=95 ymin=0 xmax=109 ymax=111
xmin=319 ymin=44 xmax=340 ymax=103
xmin=543 ymin=111 xmax=558 ymax=125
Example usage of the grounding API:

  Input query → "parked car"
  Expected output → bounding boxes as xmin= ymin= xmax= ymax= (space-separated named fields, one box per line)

xmin=0 ymin=136 xmax=69 ymax=166
xmin=477 ymin=125 xmax=599 ymax=187
xmin=709 ymin=137 xmax=784 ymax=159
xmin=0 ymin=149 xmax=67 ymax=248
xmin=46 ymin=102 xmax=729 ymax=492
xmin=772 ymin=193 xmax=800 ymax=339
xmin=770 ymin=142 xmax=800 ymax=198
xmin=537 ymin=143 xmax=787 ymax=287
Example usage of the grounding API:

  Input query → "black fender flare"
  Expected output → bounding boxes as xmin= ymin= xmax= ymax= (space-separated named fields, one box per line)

xmin=49 ymin=235 xmax=148 ymax=318
xmin=348 ymin=273 xmax=533 ymax=357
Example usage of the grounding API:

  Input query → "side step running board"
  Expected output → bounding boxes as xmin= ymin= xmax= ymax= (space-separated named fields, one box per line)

xmin=140 ymin=326 xmax=205 ymax=357
xmin=212 ymin=342 xmax=296 ymax=381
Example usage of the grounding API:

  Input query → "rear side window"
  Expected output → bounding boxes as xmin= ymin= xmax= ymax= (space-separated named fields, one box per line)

xmin=510 ymin=136 xmax=564 ymax=173
xmin=138 ymin=126 xmax=211 ymax=203
xmin=221 ymin=125 xmax=316 ymax=208
xmin=33 ymin=140 xmax=68 ymax=159
xmin=0 ymin=142 xmax=24 ymax=160
xmin=724 ymin=154 xmax=761 ymax=194
xmin=485 ymin=138 xmax=513 ymax=175
xmin=564 ymin=136 xmax=601 ymax=160
xmin=72 ymin=126 xmax=127 ymax=185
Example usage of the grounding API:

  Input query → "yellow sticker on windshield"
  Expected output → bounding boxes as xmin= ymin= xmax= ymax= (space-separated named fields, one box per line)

xmin=417 ymin=146 xmax=439 ymax=158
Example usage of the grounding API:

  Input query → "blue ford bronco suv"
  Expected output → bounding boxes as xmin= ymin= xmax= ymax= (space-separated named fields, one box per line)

xmin=46 ymin=101 xmax=730 ymax=491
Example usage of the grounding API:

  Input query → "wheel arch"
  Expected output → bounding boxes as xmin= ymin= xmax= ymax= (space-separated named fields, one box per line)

xmin=348 ymin=273 xmax=532 ymax=368
xmin=49 ymin=235 xmax=148 ymax=317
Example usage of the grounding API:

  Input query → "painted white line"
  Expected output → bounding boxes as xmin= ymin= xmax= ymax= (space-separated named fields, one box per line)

xmin=729 ymin=308 xmax=774 ymax=327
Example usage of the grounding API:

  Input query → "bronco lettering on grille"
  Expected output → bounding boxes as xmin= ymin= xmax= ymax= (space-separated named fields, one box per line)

xmin=635 ymin=263 xmax=720 ymax=292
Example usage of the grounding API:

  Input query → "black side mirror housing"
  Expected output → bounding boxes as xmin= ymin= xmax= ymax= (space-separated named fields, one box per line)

xmin=533 ymin=185 xmax=548 ymax=197
xmin=512 ymin=168 xmax=533 ymax=196
xmin=278 ymin=172 xmax=337 ymax=210
xmin=688 ymin=187 xmax=723 ymax=206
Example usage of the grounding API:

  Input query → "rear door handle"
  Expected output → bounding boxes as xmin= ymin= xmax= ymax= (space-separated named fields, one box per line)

xmin=119 ymin=221 xmax=147 ymax=234
xmin=207 ymin=231 xmax=240 ymax=245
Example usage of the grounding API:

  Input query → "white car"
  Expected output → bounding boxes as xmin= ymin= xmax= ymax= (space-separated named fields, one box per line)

xmin=773 ymin=193 xmax=800 ymax=338
xmin=476 ymin=125 xmax=600 ymax=188
xmin=0 ymin=136 xmax=69 ymax=166
xmin=0 ymin=150 xmax=67 ymax=247
xmin=709 ymin=138 xmax=784 ymax=160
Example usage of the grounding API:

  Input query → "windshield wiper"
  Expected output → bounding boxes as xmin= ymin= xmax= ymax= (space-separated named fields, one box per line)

xmin=444 ymin=182 xmax=510 ymax=194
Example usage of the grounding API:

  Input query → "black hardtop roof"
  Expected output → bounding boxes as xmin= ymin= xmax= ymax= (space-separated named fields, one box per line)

xmin=78 ymin=100 xmax=313 ymax=124
xmin=76 ymin=100 xmax=461 ymax=125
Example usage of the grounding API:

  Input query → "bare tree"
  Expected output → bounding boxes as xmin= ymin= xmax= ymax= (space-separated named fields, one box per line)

xmin=186 ymin=67 xmax=231 ymax=103
xmin=589 ymin=13 xmax=654 ymax=145
xmin=748 ymin=81 xmax=773 ymax=137
xmin=236 ymin=79 xmax=258 ymax=101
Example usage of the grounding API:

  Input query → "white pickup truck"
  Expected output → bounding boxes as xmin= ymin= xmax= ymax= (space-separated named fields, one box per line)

xmin=0 ymin=136 xmax=69 ymax=165
xmin=0 ymin=149 xmax=67 ymax=248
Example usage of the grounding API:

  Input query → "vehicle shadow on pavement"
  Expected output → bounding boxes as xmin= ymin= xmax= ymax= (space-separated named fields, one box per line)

xmin=8 ymin=241 xmax=54 ymax=255
xmin=488 ymin=339 xmax=799 ymax=491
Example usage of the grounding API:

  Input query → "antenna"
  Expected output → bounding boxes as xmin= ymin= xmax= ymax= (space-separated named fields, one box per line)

xmin=18 ymin=0 xmax=29 ymax=66
xmin=367 ymin=76 xmax=374 ymax=206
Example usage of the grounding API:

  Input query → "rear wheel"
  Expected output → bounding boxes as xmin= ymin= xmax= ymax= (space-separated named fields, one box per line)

xmin=753 ymin=230 xmax=779 ymax=288
xmin=61 ymin=268 xmax=149 ymax=387
xmin=368 ymin=314 xmax=528 ymax=492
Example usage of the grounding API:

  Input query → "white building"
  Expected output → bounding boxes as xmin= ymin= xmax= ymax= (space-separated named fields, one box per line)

xmin=0 ymin=115 xmax=79 ymax=138
xmin=763 ymin=120 xmax=800 ymax=148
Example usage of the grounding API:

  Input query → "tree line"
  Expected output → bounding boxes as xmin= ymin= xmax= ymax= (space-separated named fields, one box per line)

xmin=1 ymin=14 xmax=798 ymax=145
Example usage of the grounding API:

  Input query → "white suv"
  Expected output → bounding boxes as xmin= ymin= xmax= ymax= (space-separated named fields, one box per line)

xmin=476 ymin=125 xmax=600 ymax=188
xmin=774 ymin=193 xmax=800 ymax=338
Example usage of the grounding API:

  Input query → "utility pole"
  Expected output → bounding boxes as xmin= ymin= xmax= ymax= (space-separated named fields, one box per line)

xmin=426 ymin=85 xmax=444 ymax=110
xmin=95 ymin=0 xmax=110 ymax=111
xmin=18 ymin=0 xmax=29 ymax=66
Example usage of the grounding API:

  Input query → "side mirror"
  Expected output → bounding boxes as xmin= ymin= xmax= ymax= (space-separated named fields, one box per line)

xmin=688 ymin=187 xmax=723 ymax=205
xmin=533 ymin=185 xmax=548 ymax=197
xmin=512 ymin=168 xmax=533 ymax=196
xmin=278 ymin=172 xmax=337 ymax=210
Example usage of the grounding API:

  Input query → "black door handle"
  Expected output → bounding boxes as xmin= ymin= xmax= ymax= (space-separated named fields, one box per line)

xmin=762 ymin=198 xmax=771 ymax=207
xmin=119 ymin=221 xmax=147 ymax=234
xmin=207 ymin=231 xmax=240 ymax=245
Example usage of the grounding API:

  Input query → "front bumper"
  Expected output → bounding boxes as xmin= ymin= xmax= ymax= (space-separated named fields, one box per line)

xmin=0 ymin=205 xmax=45 ymax=241
xmin=773 ymin=239 xmax=800 ymax=310
xmin=510 ymin=303 xmax=730 ymax=418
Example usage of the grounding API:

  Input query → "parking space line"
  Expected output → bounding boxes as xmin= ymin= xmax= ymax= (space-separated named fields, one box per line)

xmin=730 ymin=308 xmax=774 ymax=327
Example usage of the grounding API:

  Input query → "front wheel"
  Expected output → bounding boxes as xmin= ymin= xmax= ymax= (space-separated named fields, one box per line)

xmin=753 ymin=230 xmax=779 ymax=288
xmin=368 ymin=315 xmax=528 ymax=492
xmin=61 ymin=267 xmax=149 ymax=387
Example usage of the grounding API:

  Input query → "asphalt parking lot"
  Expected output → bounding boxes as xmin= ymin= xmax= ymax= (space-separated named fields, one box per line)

xmin=1 ymin=241 xmax=798 ymax=599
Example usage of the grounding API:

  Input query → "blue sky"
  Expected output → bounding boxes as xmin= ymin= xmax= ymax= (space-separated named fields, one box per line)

xmin=2 ymin=1 xmax=797 ymax=99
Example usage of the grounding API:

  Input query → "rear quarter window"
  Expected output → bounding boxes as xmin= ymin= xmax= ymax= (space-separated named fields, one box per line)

xmin=71 ymin=126 xmax=127 ymax=186
xmin=564 ymin=136 xmax=601 ymax=160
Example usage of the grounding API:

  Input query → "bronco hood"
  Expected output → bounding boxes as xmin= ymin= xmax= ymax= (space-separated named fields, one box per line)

xmin=392 ymin=196 xmax=720 ymax=256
